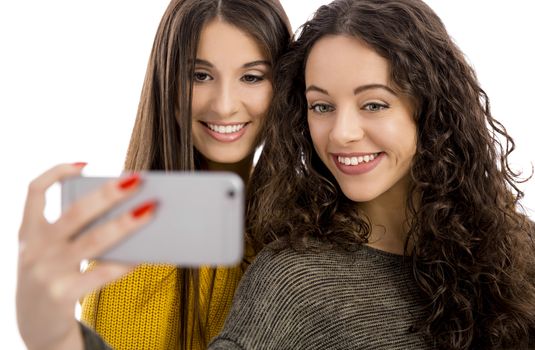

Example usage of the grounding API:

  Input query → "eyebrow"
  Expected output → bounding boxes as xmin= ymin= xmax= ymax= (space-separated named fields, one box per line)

xmin=195 ymin=59 xmax=270 ymax=68
xmin=305 ymin=84 xmax=397 ymax=96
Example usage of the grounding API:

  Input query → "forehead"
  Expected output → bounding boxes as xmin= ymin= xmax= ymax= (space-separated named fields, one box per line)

xmin=305 ymin=35 xmax=390 ymax=87
xmin=196 ymin=19 xmax=267 ymax=62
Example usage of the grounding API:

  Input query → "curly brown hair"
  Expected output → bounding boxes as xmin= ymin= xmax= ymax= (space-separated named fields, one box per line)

xmin=247 ymin=0 xmax=535 ymax=348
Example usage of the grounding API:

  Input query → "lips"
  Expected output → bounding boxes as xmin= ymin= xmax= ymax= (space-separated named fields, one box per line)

xmin=201 ymin=121 xmax=250 ymax=142
xmin=331 ymin=152 xmax=384 ymax=175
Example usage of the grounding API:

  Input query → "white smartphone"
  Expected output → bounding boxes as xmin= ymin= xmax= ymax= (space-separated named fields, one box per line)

xmin=61 ymin=172 xmax=244 ymax=266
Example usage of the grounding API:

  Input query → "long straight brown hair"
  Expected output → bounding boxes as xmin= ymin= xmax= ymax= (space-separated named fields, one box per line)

xmin=117 ymin=0 xmax=291 ymax=348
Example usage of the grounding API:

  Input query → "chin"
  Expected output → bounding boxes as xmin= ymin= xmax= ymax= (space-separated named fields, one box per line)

xmin=199 ymin=149 xmax=252 ymax=165
xmin=338 ymin=184 xmax=380 ymax=203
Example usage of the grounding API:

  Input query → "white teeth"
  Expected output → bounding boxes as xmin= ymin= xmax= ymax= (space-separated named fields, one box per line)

xmin=207 ymin=123 xmax=246 ymax=134
xmin=337 ymin=153 xmax=379 ymax=166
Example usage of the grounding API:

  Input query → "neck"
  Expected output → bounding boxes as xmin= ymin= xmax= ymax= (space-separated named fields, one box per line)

xmin=199 ymin=153 xmax=254 ymax=186
xmin=359 ymin=176 xmax=413 ymax=255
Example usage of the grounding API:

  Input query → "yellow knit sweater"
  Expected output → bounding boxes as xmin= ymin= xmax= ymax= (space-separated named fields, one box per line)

xmin=81 ymin=264 xmax=243 ymax=350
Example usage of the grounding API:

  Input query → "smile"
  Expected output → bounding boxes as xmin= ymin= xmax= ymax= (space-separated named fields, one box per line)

xmin=201 ymin=121 xmax=250 ymax=143
xmin=336 ymin=152 xmax=380 ymax=166
xmin=332 ymin=152 xmax=383 ymax=175
xmin=206 ymin=122 xmax=247 ymax=134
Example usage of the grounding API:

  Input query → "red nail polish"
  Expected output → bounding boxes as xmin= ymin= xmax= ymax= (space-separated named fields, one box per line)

xmin=72 ymin=162 xmax=88 ymax=168
xmin=118 ymin=174 xmax=141 ymax=190
xmin=131 ymin=201 xmax=157 ymax=219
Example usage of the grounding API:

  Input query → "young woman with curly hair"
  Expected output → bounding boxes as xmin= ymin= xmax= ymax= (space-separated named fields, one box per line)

xmin=207 ymin=0 xmax=535 ymax=349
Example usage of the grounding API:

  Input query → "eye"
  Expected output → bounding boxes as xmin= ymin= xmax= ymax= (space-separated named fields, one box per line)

xmin=362 ymin=102 xmax=388 ymax=112
xmin=241 ymin=74 xmax=264 ymax=84
xmin=193 ymin=71 xmax=213 ymax=82
xmin=308 ymin=103 xmax=335 ymax=114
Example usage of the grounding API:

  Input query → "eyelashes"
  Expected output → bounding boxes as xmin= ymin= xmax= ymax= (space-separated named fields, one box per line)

xmin=241 ymin=74 xmax=265 ymax=84
xmin=362 ymin=102 xmax=389 ymax=112
xmin=308 ymin=103 xmax=334 ymax=114
xmin=193 ymin=72 xmax=212 ymax=82
xmin=192 ymin=71 xmax=265 ymax=84
xmin=308 ymin=102 xmax=390 ymax=114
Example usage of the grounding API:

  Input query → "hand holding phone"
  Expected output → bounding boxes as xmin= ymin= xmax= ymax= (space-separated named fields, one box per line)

xmin=61 ymin=172 xmax=244 ymax=266
xmin=17 ymin=163 xmax=143 ymax=350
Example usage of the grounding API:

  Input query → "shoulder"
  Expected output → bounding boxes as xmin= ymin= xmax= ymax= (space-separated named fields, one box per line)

xmin=243 ymin=242 xmax=350 ymax=286
xmin=209 ymin=245 xmax=333 ymax=348
xmin=229 ymin=246 xmax=300 ymax=300
xmin=230 ymin=241 xmax=364 ymax=308
xmin=252 ymin=239 xmax=359 ymax=269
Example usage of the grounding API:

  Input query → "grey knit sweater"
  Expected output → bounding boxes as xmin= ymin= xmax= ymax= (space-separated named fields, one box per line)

xmin=208 ymin=243 xmax=433 ymax=349
xmin=80 ymin=243 xmax=433 ymax=349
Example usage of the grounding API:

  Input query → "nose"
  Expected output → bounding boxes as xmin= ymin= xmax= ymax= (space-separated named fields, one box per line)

xmin=212 ymin=79 xmax=239 ymax=118
xmin=329 ymin=106 xmax=365 ymax=146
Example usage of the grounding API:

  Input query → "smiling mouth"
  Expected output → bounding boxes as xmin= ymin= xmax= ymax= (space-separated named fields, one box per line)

xmin=202 ymin=122 xmax=248 ymax=134
xmin=336 ymin=152 xmax=381 ymax=166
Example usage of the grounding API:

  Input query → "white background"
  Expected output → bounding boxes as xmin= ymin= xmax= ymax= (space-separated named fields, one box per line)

xmin=1 ymin=1 xmax=534 ymax=348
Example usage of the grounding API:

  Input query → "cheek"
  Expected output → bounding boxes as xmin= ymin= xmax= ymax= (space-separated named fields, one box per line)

xmin=191 ymin=86 xmax=209 ymax=117
xmin=397 ymin=122 xmax=417 ymax=159
xmin=307 ymin=116 xmax=317 ymax=143
xmin=378 ymin=118 xmax=417 ymax=157
xmin=395 ymin=141 xmax=416 ymax=168
xmin=307 ymin=117 xmax=328 ymax=158
xmin=243 ymin=85 xmax=272 ymax=120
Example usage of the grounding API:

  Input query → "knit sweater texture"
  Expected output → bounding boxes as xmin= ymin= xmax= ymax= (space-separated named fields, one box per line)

xmin=81 ymin=263 xmax=243 ymax=349
xmin=79 ymin=244 xmax=430 ymax=349
xmin=208 ymin=243 xmax=433 ymax=349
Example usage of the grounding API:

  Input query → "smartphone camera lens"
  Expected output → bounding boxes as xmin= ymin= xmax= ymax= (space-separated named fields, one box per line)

xmin=226 ymin=189 xmax=235 ymax=198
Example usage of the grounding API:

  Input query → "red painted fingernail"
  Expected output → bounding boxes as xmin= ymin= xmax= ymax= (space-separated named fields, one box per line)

xmin=72 ymin=162 xmax=88 ymax=168
xmin=131 ymin=200 xmax=157 ymax=219
xmin=118 ymin=174 xmax=141 ymax=190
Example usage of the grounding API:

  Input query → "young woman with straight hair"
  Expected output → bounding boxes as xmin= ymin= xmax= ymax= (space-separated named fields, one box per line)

xmin=16 ymin=1 xmax=292 ymax=349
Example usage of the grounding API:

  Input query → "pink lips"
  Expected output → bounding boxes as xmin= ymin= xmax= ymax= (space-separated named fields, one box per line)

xmin=332 ymin=152 xmax=384 ymax=175
xmin=203 ymin=122 xmax=248 ymax=143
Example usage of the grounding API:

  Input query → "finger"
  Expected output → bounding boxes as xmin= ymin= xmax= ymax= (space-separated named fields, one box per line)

xmin=79 ymin=262 xmax=135 ymax=294
xmin=20 ymin=163 xmax=87 ymax=238
xmin=66 ymin=200 xmax=157 ymax=261
xmin=53 ymin=173 xmax=143 ymax=240
xmin=49 ymin=262 xmax=135 ymax=303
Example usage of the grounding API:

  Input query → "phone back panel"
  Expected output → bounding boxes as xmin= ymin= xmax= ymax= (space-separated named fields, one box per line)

xmin=61 ymin=172 xmax=244 ymax=266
